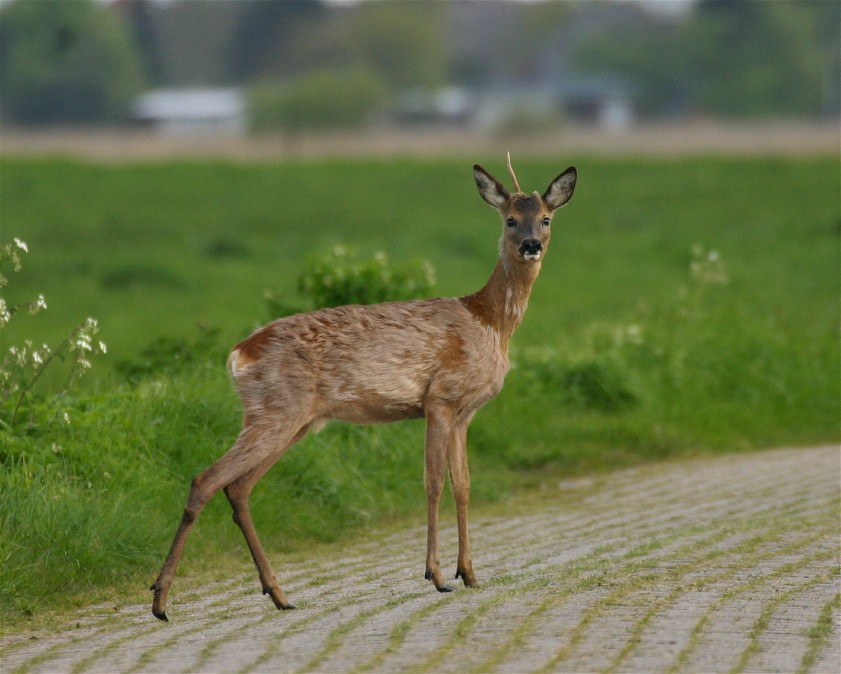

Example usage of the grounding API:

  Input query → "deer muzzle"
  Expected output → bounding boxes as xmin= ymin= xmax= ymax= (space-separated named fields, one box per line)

xmin=520 ymin=239 xmax=542 ymax=261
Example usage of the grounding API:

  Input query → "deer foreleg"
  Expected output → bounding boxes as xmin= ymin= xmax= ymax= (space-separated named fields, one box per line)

xmin=424 ymin=405 xmax=453 ymax=592
xmin=449 ymin=420 xmax=477 ymax=587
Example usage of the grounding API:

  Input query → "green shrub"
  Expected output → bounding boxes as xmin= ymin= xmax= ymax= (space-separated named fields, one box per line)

xmin=515 ymin=332 xmax=640 ymax=413
xmin=249 ymin=67 xmax=390 ymax=132
xmin=265 ymin=244 xmax=436 ymax=318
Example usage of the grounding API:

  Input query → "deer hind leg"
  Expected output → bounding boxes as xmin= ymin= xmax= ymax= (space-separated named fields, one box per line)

xmin=223 ymin=423 xmax=311 ymax=611
xmin=150 ymin=423 xmax=301 ymax=621
xmin=449 ymin=420 xmax=477 ymax=587
xmin=423 ymin=404 xmax=454 ymax=593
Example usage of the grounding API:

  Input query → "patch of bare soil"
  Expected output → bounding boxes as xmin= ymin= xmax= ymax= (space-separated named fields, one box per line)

xmin=2 ymin=445 xmax=839 ymax=674
xmin=1 ymin=121 xmax=838 ymax=162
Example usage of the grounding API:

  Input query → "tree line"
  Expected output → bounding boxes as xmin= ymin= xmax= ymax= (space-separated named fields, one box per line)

xmin=0 ymin=0 xmax=837 ymax=128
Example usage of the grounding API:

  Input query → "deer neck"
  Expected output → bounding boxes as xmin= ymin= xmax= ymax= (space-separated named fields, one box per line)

xmin=461 ymin=256 xmax=541 ymax=346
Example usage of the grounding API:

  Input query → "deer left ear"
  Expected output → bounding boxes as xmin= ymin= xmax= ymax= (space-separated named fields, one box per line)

xmin=543 ymin=167 xmax=577 ymax=211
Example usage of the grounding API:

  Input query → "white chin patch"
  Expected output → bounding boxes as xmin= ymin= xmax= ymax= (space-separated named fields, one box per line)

xmin=523 ymin=252 xmax=541 ymax=261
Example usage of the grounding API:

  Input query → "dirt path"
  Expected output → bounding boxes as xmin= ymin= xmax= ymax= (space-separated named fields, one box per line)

xmin=1 ymin=122 xmax=838 ymax=162
xmin=2 ymin=445 xmax=839 ymax=674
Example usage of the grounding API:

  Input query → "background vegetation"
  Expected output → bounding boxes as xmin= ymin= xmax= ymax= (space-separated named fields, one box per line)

xmin=1 ymin=0 xmax=838 ymax=128
xmin=1 ymin=156 xmax=838 ymax=625
xmin=0 ymin=0 xmax=143 ymax=126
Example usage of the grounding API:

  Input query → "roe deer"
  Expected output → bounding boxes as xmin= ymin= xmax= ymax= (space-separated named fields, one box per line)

xmin=150 ymin=156 xmax=577 ymax=620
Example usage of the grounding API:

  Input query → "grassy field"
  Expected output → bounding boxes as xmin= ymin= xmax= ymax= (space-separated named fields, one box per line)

xmin=1 ymin=155 xmax=839 ymax=623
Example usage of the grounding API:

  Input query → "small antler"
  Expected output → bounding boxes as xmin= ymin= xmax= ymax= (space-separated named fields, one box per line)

xmin=506 ymin=151 xmax=522 ymax=194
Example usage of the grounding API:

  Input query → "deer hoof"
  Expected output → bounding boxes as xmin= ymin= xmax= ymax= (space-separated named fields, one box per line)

xmin=263 ymin=586 xmax=295 ymax=610
xmin=455 ymin=568 xmax=478 ymax=587
xmin=425 ymin=568 xmax=452 ymax=592
xmin=150 ymin=583 xmax=169 ymax=621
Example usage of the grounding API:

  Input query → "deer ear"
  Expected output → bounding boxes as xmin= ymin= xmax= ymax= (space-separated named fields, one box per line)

xmin=473 ymin=164 xmax=509 ymax=209
xmin=543 ymin=167 xmax=577 ymax=211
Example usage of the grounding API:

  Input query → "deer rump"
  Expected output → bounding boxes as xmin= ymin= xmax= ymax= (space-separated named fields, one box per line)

xmin=229 ymin=298 xmax=508 ymax=428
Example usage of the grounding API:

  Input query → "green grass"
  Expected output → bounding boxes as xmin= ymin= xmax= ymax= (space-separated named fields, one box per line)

xmin=1 ymin=156 xmax=839 ymax=625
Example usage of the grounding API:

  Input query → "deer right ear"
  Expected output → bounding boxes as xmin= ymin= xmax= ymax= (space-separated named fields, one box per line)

xmin=473 ymin=164 xmax=509 ymax=209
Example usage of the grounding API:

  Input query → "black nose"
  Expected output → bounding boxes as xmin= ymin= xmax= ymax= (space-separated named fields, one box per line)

xmin=520 ymin=239 xmax=542 ymax=255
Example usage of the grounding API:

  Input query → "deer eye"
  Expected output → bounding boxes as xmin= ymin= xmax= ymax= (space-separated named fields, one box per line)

xmin=542 ymin=217 xmax=551 ymax=227
xmin=506 ymin=218 xmax=517 ymax=228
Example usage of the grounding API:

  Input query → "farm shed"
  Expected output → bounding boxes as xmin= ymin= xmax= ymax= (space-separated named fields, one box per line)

xmin=132 ymin=88 xmax=246 ymax=136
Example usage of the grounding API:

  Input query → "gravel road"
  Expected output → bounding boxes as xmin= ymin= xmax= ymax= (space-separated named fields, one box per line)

xmin=2 ymin=445 xmax=839 ymax=674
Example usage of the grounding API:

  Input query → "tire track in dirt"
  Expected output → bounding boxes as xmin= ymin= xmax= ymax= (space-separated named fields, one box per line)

xmin=2 ymin=445 xmax=839 ymax=674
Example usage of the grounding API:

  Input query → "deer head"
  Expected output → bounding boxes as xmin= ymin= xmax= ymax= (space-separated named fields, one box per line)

xmin=473 ymin=155 xmax=577 ymax=266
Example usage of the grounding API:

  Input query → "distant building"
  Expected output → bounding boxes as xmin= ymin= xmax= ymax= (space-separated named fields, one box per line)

xmin=411 ymin=78 xmax=633 ymax=132
xmin=132 ymin=88 xmax=246 ymax=136
xmin=553 ymin=77 xmax=634 ymax=130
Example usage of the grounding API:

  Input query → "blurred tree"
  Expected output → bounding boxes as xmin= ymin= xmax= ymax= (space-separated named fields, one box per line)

xmin=119 ymin=0 xmax=166 ymax=86
xmin=573 ymin=0 xmax=835 ymax=119
xmin=249 ymin=66 xmax=388 ymax=132
xmin=574 ymin=8 xmax=687 ymax=117
xmin=345 ymin=1 xmax=447 ymax=91
xmin=812 ymin=0 xmax=841 ymax=116
xmin=151 ymin=0 xmax=241 ymax=86
xmin=226 ymin=0 xmax=326 ymax=82
xmin=449 ymin=0 xmax=574 ymax=86
xmin=260 ymin=1 xmax=447 ymax=92
xmin=0 ymin=0 xmax=143 ymax=125
xmin=685 ymin=0 xmax=827 ymax=117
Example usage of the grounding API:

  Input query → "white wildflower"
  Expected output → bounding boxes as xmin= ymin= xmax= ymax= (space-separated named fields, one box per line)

xmin=28 ymin=294 xmax=48 ymax=315
xmin=626 ymin=324 xmax=644 ymax=346
xmin=13 ymin=238 xmax=28 ymax=253
xmin=689 ymin=244 xmax=728 ymax=286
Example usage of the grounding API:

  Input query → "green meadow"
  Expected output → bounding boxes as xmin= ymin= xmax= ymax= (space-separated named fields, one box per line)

xmin=1 ymin=155 xmax=839 ymax=623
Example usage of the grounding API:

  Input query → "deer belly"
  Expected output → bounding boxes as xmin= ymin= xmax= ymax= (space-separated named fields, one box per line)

xmin=329 ymin=391 xmax=425 ymax=424
xmin=324 ymin=366 xmax=428 ymax=424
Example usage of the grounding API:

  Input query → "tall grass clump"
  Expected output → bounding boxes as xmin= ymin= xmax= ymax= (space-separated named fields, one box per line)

xmin=1 ymin=239 xmax=120 ymax=619
xmin=0 ymin=245 xmax=439 ymax=624
xmin=1 ymin=367 xmax=241 ymax=620
xmin=479 ymin=241 xmax=840 ymax=472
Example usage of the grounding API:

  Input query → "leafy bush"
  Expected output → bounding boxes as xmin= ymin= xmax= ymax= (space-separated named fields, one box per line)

xmin=517 ymin=350 xmax=639 ymax=413
xmin=265 ymin=244 xmax=436 ymax=318
xmin=249 ymin=67 xmax=389 ymax=132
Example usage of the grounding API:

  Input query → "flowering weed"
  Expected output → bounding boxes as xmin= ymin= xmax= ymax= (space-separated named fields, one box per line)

xmin=1 ymin=239 xmax=106 ymax=427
